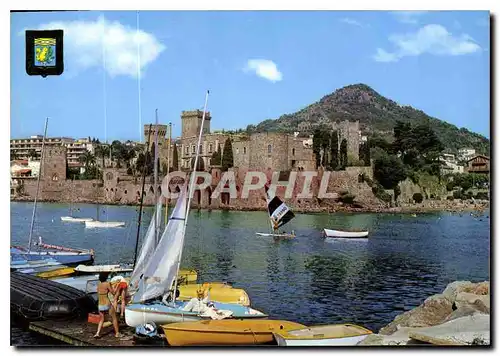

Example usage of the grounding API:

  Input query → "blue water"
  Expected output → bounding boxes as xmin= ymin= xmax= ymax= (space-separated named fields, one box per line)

xmin=10 ymin=202 xmax=490 ymax=345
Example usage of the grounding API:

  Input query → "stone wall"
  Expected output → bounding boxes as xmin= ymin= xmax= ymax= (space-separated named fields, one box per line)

xmin=248 ymin=132 xmax=289 ymax=171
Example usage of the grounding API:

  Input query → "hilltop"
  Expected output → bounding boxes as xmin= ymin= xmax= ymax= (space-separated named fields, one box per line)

xmin=246 ymin=84 xmax=489 ymax=155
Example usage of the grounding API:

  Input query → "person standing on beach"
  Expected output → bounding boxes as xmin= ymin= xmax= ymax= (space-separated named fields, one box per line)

xmin=94 ymin=272 xmax=123 ymax=339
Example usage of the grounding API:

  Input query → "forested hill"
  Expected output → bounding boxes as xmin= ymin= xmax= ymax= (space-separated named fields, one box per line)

xmin=246 ymin=84 xmax=489 ymax=155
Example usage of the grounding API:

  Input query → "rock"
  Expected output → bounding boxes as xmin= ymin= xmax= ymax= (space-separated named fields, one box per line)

xmin=408 ymin=314 xmax=490 ymax=345
xmin=444 ymin=304 xmax=486 ymax=322
xmin=357 ymin=328 xmax=429 ymax=346
xmin=442 ymin=281 xmax=475 ymax=303
xmin=455 ymin=292 xmax=490 ymax=314
xmin=379 ymin=294 xmax=453 ymax=335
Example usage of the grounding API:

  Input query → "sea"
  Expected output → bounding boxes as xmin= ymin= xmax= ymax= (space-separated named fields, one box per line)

xmin=10 ymin=202 xmax=490 ymax=346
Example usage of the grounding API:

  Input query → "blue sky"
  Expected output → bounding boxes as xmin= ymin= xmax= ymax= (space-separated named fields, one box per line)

xmin=11 ymin=10 xmax=490 ymax=141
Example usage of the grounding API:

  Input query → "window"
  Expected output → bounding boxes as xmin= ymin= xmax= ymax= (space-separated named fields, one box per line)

xmin=185 ymin=146 xmax=189 ymax=154
xmin=292 ymin=148 xmax=295 ymax=156
xmin=243 ymin=147 xmax=246 ymax=154
xmin=209 ymin=144 xmax=213 ymax=153
xmin=199 ymin=145 xmax=203 ymax=154
xmin=236 ymin=148 xmax=239 ymax=154
xmin=268 ymin=145 xmax=272 ymax=154
xmin=192 ymin=145 xmax=195 ymax=154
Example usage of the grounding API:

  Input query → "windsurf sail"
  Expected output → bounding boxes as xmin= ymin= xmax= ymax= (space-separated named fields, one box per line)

xmin=265 ymin=188 xmax=295 ymax=230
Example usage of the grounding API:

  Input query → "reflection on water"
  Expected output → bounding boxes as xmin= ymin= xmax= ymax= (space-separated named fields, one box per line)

xmin=11 ymin=202 xmax=489 ymax=343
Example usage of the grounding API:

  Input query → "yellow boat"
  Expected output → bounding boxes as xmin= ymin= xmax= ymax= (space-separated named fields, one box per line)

xmin=273 ymin=324 xmax=373 ymax=346
xmin=36 ymin=267 xmax=75 ymax=279
xmin=162 ymin=319 xmax=306 ymax=346
xmin=178 ymin=283 xmax=250 ymax=306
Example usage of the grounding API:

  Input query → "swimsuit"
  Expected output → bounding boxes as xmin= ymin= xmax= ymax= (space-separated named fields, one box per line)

xmin=97 ymin=285 xmax=110 ymax=312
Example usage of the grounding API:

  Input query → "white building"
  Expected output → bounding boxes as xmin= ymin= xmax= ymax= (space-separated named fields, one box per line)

xmin=458 ymin=148 xmax=476 ymax=162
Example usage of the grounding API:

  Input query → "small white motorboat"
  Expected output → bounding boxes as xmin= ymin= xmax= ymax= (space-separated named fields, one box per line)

xmin=273 ymin=324 xmax=373 ymax=346
xmin=323 ymin=228 xmax=369 ymax=238
xmin=85 ymin=220 xmax=125 ymax=228
xmin=61 ymin=216 xmax=94 ymax=222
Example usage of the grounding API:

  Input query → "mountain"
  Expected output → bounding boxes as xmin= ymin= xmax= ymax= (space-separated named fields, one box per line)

xmin=247 ymin=84 xmax=490 ymax=155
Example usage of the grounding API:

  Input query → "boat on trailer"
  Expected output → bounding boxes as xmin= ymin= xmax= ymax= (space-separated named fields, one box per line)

xmin=323 ymin=228 xmax=369 ymax=238
xmin=162 ymin=319 xmax=304 ymax=346
xmin=273 ymin=324 xmax=373 ymax=346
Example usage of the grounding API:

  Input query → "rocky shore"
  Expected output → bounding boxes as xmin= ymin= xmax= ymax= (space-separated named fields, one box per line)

xmin=358 ymin=281 xmax=490 ymax=346
xmin=10 ymin=196 xmax=489 ymax=215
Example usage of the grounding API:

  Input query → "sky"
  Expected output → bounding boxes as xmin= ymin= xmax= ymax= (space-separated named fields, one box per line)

xmin=10 ymin=10 xmax=490 ymax=141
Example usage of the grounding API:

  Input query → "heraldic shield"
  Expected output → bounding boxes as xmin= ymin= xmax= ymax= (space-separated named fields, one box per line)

xmin=26 ymin=30 xmax=64 ymax=77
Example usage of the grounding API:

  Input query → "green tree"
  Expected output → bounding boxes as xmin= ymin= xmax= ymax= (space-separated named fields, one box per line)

xmin=339 ymin=139 xmax=348 ymax=169
xmin=221 ymin=138 xmax=234 ymax=171
xmin=329 ymin=131 xmax=339 ymax=170
xmin=211 ymin=149 xmax=222 ymax=166
xmin=373 ymin=153 xmax=407 ymax=190
xmin=78 ymin=151 xmax=96 ymax=168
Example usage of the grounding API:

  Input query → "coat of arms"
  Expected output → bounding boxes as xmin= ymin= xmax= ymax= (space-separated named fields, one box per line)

xmin=34 ymin=38 xmax=56 ymax=67
xmin=26 ymin=30 xmax=64 ymax=77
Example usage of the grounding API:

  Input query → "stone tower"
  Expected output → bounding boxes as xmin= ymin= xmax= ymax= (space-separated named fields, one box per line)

xmin=144 ymin=124 xmax=168 ymax=149
xmin=181 ymin=110 xmax=211 ymax=138
xmin=41 ymin=146 xmax=67 ymax=182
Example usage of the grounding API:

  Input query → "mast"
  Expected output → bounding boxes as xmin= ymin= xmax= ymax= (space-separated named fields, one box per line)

xmin=154 ymin=109 xmax=159 ymax=244
xmin=28 ymin=118 xmax=48 ymax=253
xmin=133 ymin=124 xmax=153 ymax=268
xmin=165 ymin=122 xmax=172 ymax=226
xmin=172 ymin=90 xmax=209 ymax=303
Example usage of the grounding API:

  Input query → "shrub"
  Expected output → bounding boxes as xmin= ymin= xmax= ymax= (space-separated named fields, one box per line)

xmin=447 ymin=196 xmax=454 ymax=200
xmin=339 ymin=194 xmax=356 ymax=204
xmin=413 ymin=193 xmax=424 ymax=203
xmin=372 ymin=184 xmax=392 ymax=203
xmin=453 ymin=190 xmax=463 ymax=200
xmin=475 ymin=192 xmax=489 ymax=200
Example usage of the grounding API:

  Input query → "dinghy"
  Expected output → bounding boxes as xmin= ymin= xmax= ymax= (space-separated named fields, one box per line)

xmin=162 ymin=319 xmax=305 ymax=346
xmin=126 ymin=92 xmax=265 ymax=327
xmin=85 ymin=220 xmax=125 ymax=228
xmin=177 ymin=284 xmax=250 ymax=306
xmin=323 ymin=229 xmax=369 ymax=238
xmin=273 ymin=324 xmax=373 ymax=346
xmin=256 ymin=189 xmax=295 ymax=238
xmin=74 ymin=264 xmax=133 ymax=274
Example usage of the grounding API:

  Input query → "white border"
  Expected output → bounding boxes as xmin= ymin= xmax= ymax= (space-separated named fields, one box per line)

xmin=4 ymin=1 xmax=497 ymax=356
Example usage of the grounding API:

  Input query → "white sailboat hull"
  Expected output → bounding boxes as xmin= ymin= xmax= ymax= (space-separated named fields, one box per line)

xmin=85 ymin=221 xmax=125 ymax=228
xmin=274 ymin=334 xmax=369 ymax=346
xmin=125 ymin=306 xmax=202 ymax=326
xmin=323 ymin=229 xmax=369 ymax=238
xmin=61 ymin=216 xmax=94 ymax=222
xmin=75 ymin=264 xmax=132 ymax=273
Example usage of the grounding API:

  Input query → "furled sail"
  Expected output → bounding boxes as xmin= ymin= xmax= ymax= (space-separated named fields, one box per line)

xmin=129 ymin=198 xmax=163 ymax=291
xmin=132 ymin=184 xmax=188 ymax=303
xmin=266 ymin=189 xmax=295 ymax=230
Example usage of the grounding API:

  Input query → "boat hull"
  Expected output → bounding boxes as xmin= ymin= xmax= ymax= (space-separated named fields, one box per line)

xmin=274 ymin=334 xmax=369 ymax=346
xmin=163 ymin=320 xmax=305 ymax=346
xmin=85 ymin=221 xmax=125 ymax=228
xmin=36 ymin=267 xmax=75 ymax=279
xmin=323 ymin=229 xmax=369 ymax=238
xmin=256 ymin=233 xmax=294 ymax=238
xmin=177 ymin=284 xmax=250 ymax=306
xmin=125 ymin=302 xmax=267 ymax=327
xmin=273 ymin=324 xmax=372 ymax=346
xmin=60 ymin=216 xmax=94 ymax=222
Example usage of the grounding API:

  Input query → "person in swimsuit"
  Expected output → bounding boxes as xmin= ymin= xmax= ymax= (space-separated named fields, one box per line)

xmin=111 ymin=276 xmax=128 ymax=320
xmin=94 ymin=272 xmax=122 ymax=339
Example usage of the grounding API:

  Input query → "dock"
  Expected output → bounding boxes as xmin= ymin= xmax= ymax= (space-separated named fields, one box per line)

xmin=28 ymin=320 xmax=163 ymax=347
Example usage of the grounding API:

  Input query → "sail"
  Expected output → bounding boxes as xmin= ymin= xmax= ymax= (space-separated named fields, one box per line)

xmin=132 ymin=184 xmax=188 ymax=303
xmin=267 ymin=191 xmax=295 ymax=230
xmin=129 ymin=198 xmax=163 ymax=290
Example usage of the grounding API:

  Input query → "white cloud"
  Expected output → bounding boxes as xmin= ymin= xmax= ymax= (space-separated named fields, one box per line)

xmin=392 ymin=11 xmax=428 ymax=25
xmin=340 ymin=17 xmax=366 ymax=28
xmin=373 ymin=24 xmax=482 ymax=62
xmin=32 ymin=16 xmax=165 ymax=78
xmin=244 ymin=59 xmax=283 ymax=82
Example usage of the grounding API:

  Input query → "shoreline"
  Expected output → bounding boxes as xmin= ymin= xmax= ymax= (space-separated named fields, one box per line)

xmin=10 ymin=197 xmax=489 ymax=215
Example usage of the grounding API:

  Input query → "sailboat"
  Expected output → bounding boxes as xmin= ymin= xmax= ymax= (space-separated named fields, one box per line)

xmin=256 ymin=188 xmax=296 ymax=238
xmin=61 ymin=177 xmax=94 ymax=222
xmin=84 ymin=203 xmax=125 ymax=228
xmin=124 ymin=91 xmax=267 ymax=327
xmin=10 ymin=119 xmax=95 ymax=267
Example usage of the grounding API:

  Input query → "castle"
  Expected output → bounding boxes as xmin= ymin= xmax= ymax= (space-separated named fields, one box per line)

xmin=146 ymin=110 xmax=361 ymax=172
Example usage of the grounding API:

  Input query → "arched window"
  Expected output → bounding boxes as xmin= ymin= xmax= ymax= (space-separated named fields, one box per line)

xmin=243 ymin=147 xmax=247 ymax=154
xmin=268 ymin=145 xmax=272 ymax=154
xmin=209 ymin=143 xmax=213 ymax=153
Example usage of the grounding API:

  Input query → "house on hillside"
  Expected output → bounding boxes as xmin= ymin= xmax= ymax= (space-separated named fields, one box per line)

xmin=466 ymin=155 xmax=489 ymax=175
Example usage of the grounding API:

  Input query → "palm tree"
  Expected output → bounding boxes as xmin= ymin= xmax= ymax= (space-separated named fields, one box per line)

xmin=78 ymin=150 xmax=96 ymax=168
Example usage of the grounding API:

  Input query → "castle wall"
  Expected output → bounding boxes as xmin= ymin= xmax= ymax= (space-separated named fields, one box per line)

xmin=249 ymin=132 xmax=289 ymax=171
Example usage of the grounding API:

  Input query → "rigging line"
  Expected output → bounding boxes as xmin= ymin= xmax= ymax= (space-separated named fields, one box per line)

xmin=136 ymin=11 xmax=142 ymax=143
